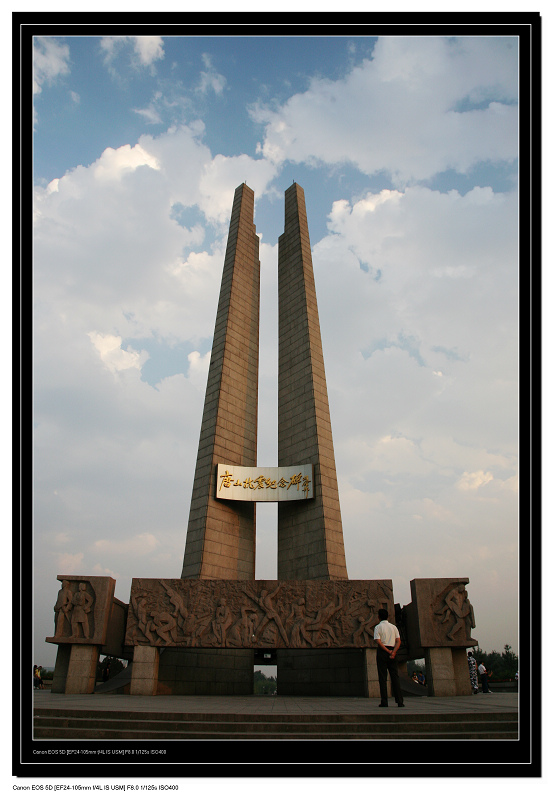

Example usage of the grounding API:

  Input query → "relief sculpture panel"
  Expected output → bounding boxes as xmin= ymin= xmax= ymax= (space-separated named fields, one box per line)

xmin=46 ymin=575 xmax=116 ymax=646
xmin=409 ymin=577 xmax=478 ymax=648
xmin=124 ymin=579 xmax=394 ymax=649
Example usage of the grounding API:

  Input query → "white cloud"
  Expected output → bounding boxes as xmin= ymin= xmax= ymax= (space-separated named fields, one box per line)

xmin=93 ymin=532 xmax=159 ymax=556
xmin=91 ymin=564 xmax=121 ymax=580
xmin=197 ymin=53 xmax=226 ymax=95
xmin=314 ymin=186 xmax=518 ymax=418
xmin=133 ymin=36 xmax=165 ymax=67
xmin=88 ymin=332 xmax=149 ymax=375
xmin=33 ymin=36 xmax=71 ymax=128
xmin=187 ymin=350 xmax=211 ymax=391
xmin=252 ymin=36 xmax=518 ymax=184
xmin=33 ymin=36 xmax=70 ymax=95
xmin=414 ymin=497 xmax=455 ymax=523
xmin=100 ymin=36 xmax=165 ymax=72
xmin=133 ymin=104 xmax=163 ymax=125
xmin=57 ymin=552 xmax=84 ymax=574
xmin=198 ymin=153 xmax=279 ymax=225
xmin=456 ymin=470 xmax=494 ymax=491
xmin=92 ymin=142 xmax=160 ymax=181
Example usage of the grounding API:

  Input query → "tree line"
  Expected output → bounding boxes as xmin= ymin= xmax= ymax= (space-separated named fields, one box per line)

xmin=254 ymin=669 xmax=277 ymax=695
xmin=407 ymin=644 xmax=518 ymax=683
xmin=471 ymin=644 xmax=518 ymax=680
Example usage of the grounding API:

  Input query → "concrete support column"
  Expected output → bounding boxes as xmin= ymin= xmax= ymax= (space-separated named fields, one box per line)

xmin=130 ymin=645 xmax=159 ymax=696
xmin=425 ymin=647 xmax=456 ymax=696
xmin=64 ymin=644 xmax=100 ymax=694
xmin=452 ymin=648 xmax=472 ymax=695
xmin=363 ymin=648 xmax=380 ymax=698
xmin=51 ymin=644 xmax=71 ymax=693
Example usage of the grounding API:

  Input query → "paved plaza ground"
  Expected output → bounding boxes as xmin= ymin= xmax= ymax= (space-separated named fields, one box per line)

xmin=33 ymin=687 xmax=518 ymax=717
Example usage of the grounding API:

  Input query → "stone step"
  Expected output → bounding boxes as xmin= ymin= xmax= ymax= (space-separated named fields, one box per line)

xmin=34 ymin=715 xmax=517 ymax=734
xmin=32 ymin=724 xmax=518 ymax=740
xmin=33 ymin=710 xmax=518 ymax=740
xmin=34 ymin=707 xmax=518 ymax=724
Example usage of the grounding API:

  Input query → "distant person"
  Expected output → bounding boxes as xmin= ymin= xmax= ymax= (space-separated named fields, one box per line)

xmin=467 ymin=652 xmax=478 ymax=694
xmin=515 ymin=671 xmax=518 ymax=681
xmin=478 ymin=661 xmax=492 ymax=693
xmin=37 ymin=666 xmax=44 ymax=689
xmin=33 ymin=665 xmax=39 ymax=689
xmin=373 ymin=608 xmax=404 ymax=708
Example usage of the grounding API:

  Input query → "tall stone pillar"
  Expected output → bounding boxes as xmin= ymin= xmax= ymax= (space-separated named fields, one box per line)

xmin=130 ymin=645 xmax=159 ymax=696
xmin=363 ymin=648 xmax=380 ymax=698
xmin=64 ymin=644 xmax=100 ymax=694
xmin=50 ymin=644 xmax=71 ymax=693
xmin=170 ymin=183 xmax=259 ymax=694
xmin=182 ymin=182 xmax=260 ymax=580
xmin=277 ymin=183 xmax=348 ymax=580
xmin=277 ymin=183 xmax=351 ymax=694
xmin=425 ymin=647 xmax=456 ymax=696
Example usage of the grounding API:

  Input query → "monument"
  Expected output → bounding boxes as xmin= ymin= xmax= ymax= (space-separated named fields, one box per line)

xmin=45 ymin=183 xmax=478 ymax=698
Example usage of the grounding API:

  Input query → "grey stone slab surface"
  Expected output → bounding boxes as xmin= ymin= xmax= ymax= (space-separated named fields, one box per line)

xmin=32 ymin=688 xmax=518 ymax=717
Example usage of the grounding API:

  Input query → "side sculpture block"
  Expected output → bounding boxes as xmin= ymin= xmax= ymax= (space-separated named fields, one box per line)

xmin=125 ymin=579 xmax=395 ymax=650
xmin=46 ymin=575 xmax=116 ymax=646
xmin=401 ymin=578 xmax=477 ymax=697
xmin=406 ymin=578 xmax=478 ymax=650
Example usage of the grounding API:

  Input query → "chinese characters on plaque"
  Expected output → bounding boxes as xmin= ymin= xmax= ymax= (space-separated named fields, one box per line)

xmin=216 ymin=464 xmax=314 ymax=501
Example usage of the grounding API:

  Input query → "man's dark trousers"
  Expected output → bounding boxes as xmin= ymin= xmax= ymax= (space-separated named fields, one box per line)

xmin=376 ymin=650 xmax=404 ymax=705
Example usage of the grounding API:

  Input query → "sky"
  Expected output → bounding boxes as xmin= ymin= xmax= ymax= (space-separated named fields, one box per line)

xmin=30 ymin=28 xmax=523 ymax=670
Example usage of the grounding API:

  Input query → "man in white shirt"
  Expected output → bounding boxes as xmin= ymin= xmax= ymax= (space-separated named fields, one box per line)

xmin=373 ymin=608 xmax=405 ymax=707
xmin=478 ymin=661 xmax=492 ymax=693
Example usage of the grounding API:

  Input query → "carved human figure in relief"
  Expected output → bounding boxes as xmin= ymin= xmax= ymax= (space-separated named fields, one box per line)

xmin=306 ymin=594 xmax=343 ymax=646
xmin=133 ymin=595 xmax=157 ymax=644
xmin=54 ymin=580 xmax=73 ymax=638
xmin=227 ymin=605 xmax=257 ymax=647
xmin=435 ymin=583 xmax=476 ymax=640
xmin=245 ymin=586 xmax=290 ymax=646
xmin=160 ymin=581 xmax=189 ymax=635
xmin=70 ymin=582 xmax=94 ymax=638
xmin=350 ymin=595 xmax=379 ymax=644
xmin=150 ymin=610 xmax=178 ymax=645
xmin=212 ymin=598 xmax=233 ymax=646
xmin=187 ymin=604 xmax=213 ymax=647
xmin=286 ymin=598 xmax=315 ymax=647
xmin=353 ymin=615 xmax=374 ymax=647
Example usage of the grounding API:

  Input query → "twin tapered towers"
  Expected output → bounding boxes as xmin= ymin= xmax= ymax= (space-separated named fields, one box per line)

xmin=182 ymin=183 xmax=348 ymax=581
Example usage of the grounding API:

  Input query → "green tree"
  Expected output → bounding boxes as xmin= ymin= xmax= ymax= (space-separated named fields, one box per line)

xmin=96 ymin=656 xmax=126 ymax=682
xmin=470 ymin=645 xmax=518 ymax=680
xmin=253 ymin=669 xmax=277 ymax=695
xmin=501 ymin=644 xmax=518 ymax=675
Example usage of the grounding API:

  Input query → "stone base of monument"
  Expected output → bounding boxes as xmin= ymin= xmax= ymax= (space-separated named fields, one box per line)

xmin=277 ymin=649 xmax=374 ymax=697
xmin=50 ymin=643 xmax=101 ymax=694
xmin=155 ymin=648 xmax=255 ymax=696
xmin=424 ymin=647 xmax=473 ymax=697
xmin=46 ymin=575 xmax=478 ymax=698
